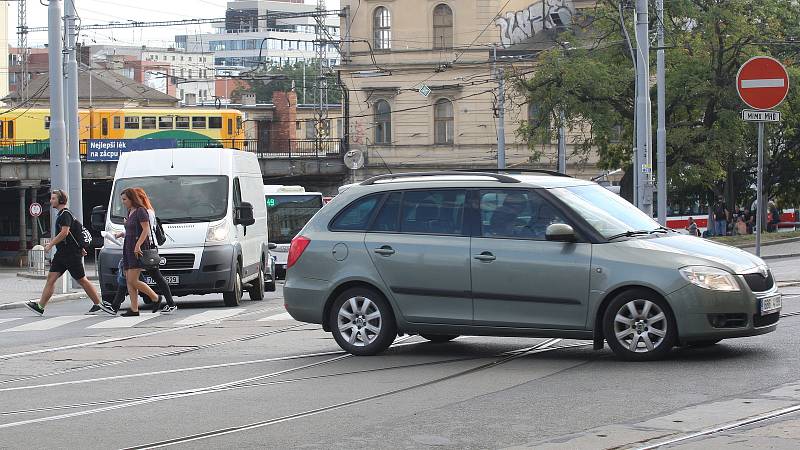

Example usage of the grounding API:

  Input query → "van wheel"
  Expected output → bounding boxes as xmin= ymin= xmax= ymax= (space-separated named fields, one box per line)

xmin=420 ymin=334 xmax=458 ymax=343
xmin=223 ymin=266 xmax=243 ymax=307
xmin=248 ymin=266 xmax=265 ymax=301
xmin=603 ymin=289 xmax=677 ymax=361
xmin=265 ymin=274 xmax=276 ymax=292
xmin=329 ymin=287 xmax=397 ymax=356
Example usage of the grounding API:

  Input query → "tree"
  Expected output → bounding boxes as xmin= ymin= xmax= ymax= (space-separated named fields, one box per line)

xmin=513 ymin=0 xmax=800 ymax=211
xmin=233 ymin=61 xmax=342 ymax=105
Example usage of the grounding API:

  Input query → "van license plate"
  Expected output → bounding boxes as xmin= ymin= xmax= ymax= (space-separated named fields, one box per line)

xmin=143 ymin=276 xmax=179 ymax=286
xmin=760 ymin=295 xmax=782 ymax=315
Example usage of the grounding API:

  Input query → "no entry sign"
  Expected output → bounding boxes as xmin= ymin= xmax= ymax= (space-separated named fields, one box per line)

xmin=737 ymin=56 xmax=789 ymax=110
xmin=29 ymin=202 xmax=42 ymax=217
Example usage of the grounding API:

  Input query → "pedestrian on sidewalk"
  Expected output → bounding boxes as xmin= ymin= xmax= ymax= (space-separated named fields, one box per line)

xmin=25 ymin=190 xmax=114 ymax=316
xmin=118 ymin=188 xmax=159 ymax=317
xmin=104 ymin=188 xmax=177 ymax=315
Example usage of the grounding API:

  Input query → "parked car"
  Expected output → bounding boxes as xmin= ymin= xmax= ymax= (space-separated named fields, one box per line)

xmin=283 ymin=171 xmax=780 ymax=361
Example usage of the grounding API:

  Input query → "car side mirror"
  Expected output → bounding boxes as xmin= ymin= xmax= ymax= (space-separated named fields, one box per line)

xmin=91 ymin=205 xmax=107 ymax=231
xmin=235 ymin=202 xmax=256 ymax=227
xmin=546 ymin=223 xmax=577 ymax=243
xmin=268 ymin=242 xmax=277 ymax=250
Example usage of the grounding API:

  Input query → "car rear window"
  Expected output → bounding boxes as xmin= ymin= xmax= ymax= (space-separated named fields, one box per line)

xmin=330 ymin=194 xmax=381 ymax=231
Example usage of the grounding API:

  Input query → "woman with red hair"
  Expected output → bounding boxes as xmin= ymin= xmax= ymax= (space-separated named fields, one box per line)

xmin=118 ymin=188 xmax=158 ymax=316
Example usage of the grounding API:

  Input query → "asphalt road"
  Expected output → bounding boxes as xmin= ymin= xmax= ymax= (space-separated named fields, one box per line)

xmin=0 ymin=259 xmax=799 ymax=449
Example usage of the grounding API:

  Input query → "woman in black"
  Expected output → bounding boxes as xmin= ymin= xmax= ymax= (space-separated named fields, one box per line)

xmin=119 ymin=188 xmax=158 ymax=316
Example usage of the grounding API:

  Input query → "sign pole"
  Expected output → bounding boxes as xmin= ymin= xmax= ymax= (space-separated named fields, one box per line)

xmin=756 ymin=121 xmax=764 ymax=257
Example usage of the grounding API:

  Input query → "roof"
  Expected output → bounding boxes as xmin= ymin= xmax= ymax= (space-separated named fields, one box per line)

xmin=352 ymin=171 xmax=594 ymax=192
xmin=3 ymin=70 xmax=178 ymax=105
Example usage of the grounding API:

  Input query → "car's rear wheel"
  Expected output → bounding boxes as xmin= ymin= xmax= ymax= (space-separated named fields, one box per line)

xmin=603 ymin=289 xmax=677 ymax=361
xmin=420 ymin=334 xmax=459 ymax=343
xmin=329 ymin=287 xmax=396 ymax=356
xmin=248 ymin=266 xmax=265 ymax=301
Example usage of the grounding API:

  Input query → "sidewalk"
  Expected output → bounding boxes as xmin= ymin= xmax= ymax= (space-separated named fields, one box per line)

xmin=741 ymin=239 xmax=800 ymax=260
xmin=0 ymin=263 xmax=100 ymax=311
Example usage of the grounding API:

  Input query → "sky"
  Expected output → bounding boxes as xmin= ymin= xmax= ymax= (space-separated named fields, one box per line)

xmin=9 ymin=0 xmax=337 ymax=48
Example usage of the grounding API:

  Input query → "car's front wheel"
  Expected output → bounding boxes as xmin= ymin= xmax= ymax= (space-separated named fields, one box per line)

xmin=603 ymin=289 xmax=677 ymax=361
xmin=329 ymin=287 xmax=397 ymax=356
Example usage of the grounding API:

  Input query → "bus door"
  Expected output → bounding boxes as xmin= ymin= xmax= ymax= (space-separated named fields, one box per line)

xmin=92 ymin=111 xmax=117 ymax=139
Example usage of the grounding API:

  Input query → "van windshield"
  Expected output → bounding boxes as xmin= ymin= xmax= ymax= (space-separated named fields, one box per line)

xmin=549 ymin=185 xmax=662 ymax=239
xmin=110 ymin=176 xmax=229 ymax=224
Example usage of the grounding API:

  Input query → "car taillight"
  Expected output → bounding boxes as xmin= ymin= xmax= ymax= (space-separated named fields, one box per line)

xmin=286 ymin=236 xmax=311 ymax=270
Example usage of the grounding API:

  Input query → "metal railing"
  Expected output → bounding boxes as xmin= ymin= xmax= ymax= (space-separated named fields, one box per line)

xmin=2 ymin=139 xmax=344 ymax=161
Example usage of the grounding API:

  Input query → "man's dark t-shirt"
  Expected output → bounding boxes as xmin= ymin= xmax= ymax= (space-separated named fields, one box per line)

xmin=55 ymin=209 xmax=79 ymax=255
xmin=714 ymin=203 xmax=727 ymax=220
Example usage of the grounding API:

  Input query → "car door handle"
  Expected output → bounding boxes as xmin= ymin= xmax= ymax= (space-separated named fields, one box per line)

xmin=474 ymin=252 xmax=496 ymax=262
xmin=374 ymin=246 xmax=395 ymax=256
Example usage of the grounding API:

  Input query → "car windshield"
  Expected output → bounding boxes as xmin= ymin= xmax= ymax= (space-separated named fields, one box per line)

xmin=111 ymin=175 xmax=229 ymax=224
xmin=549 ymin=185 xmax=662 ymax=239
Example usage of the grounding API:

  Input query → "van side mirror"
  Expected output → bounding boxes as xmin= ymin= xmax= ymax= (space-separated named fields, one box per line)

xmin=235 ymin=202 xmax=256 ymax=227
xmin=546 ymin=223 xmax=577 ymax=243
xmin=268 ymin=242 xmax=277 ymax=250
xmin=91 ymin=206 xmax=107 ymax=231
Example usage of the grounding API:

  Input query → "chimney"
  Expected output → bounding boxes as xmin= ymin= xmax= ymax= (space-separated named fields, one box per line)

xmin=242 ymin=93 xmax=257 ymax=106
xmin=269 ymin=91 xmax=298 ymax=153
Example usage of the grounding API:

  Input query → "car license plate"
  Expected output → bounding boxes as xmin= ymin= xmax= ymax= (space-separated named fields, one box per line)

xmin=760 ymin=294 xmax=782 ymax=315
xmin=143 ymin=275 xmax=179 ymax=286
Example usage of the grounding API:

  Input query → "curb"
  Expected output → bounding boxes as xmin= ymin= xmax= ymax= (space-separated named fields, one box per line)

xmin=733 ymin=236 xmax=800 ymax=249
xmin=761 ymin=253 xmax=800 ymax=261
xmin=0 ymin=291 xmax=91 ymax=311
xmin=16 ymin=272 xmax=99 ymax=281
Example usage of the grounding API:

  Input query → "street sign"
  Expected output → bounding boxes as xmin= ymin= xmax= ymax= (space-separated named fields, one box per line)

xmin=29 ymin=203 xmax=42 ymax=218
xmin=419 ymin=84 xmax=431 ymax=97
xmin=736 ymin=56 xmax=789 ymax=110
xmin=742 ymin=109 xmax=781 ymax=122
xmin=86 ymin=139 xmax=178 ymax=162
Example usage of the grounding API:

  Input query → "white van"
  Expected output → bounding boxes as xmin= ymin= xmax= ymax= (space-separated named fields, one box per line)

xmin=93 ymin=148 xmax=275 ymax=307
xmin=263 ymin=185 xmax=324 ymax=277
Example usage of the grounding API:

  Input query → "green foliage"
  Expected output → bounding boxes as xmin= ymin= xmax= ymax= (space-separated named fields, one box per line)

xmin=234 ymin=61 xmax=342 ymax=105
xmin=513 ymin=0 xmax=800 ymax=207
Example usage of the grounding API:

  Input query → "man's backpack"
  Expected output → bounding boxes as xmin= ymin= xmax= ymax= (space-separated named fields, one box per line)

xmin=60 ymin=209 xmax=93 ymax=250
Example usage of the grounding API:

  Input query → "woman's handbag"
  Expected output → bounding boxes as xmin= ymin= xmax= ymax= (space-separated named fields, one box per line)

xmin=140 ymin=247 xmax=160 ymax=270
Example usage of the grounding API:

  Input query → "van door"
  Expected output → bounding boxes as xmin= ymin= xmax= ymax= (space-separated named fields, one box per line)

xmin=470 ymin=189 xmax=591 ymax=329
xmin=233 ymin=177 xmax=261 ymax=281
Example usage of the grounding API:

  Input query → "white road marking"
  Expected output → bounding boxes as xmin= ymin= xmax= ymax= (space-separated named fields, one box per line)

xmin=87 ymin=314 xmax=161 ymax=329
xmin=173 ymin=309 xmax=245 ymax=326
xmin=0 ymin=316 xmax=91 ymax=333
xmin=0 ymin=318 xmax=22 ymax=325
xmin=741 ymin=78 xmax=786 ymax=88
xmin=258 ymin=312 xmax=294 ymax=322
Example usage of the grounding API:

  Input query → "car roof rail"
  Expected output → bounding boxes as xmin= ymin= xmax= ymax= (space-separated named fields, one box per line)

xmin=360 ymin=171 xmax=522 ymax=186
xmin=451 ymin=168 xmax=573 ymax=178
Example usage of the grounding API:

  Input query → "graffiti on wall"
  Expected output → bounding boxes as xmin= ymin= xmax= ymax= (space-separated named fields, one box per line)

xmin=495 ymin=0 xmax=575 ymax=48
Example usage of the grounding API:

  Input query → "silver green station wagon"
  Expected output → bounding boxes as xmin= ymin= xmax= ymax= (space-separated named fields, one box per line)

xmin=283 ymin=172 xmax=780 ymax=361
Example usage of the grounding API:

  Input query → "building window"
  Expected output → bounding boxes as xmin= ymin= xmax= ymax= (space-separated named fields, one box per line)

xmin=373 ymin=7 xmax=391 ymax=50
xmin=374 ymin=100 xmax=391 ymax=144
xmin=433 ymin=4 xmax=454 ymax=49
xmin=296 ymin=121 xmax=302 ymax=130
xmin=124 ymin=116 xmax=140 ymax=129
xmin=434 ymin=98 xmax=454 ymax=144
xmin=305 ymin=120 xmax=316 ymax=139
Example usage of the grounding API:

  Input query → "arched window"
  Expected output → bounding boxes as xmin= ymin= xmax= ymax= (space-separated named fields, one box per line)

xmin=434 ymin=98 xmax=454 ymax=144
xmin=433 ymin=4 xmax=453 ymax=49
xmin=373 ymin=7 xmax=392 ymax=50
xmin=374 ymin=100 xmax=391 ymax=144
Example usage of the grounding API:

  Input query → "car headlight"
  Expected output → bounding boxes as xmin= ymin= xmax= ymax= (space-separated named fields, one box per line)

xmin=679 ymin=266 xmax=740 ymax=291
xmin=206 ymin=220 xmax=229 ymax=244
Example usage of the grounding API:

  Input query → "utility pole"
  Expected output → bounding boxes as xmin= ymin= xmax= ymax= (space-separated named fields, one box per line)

xmin=65 ymin=0 xmax=83 ymax=228
xmin=17 ymin=0 xmax=29 ymax=102
xmin=656 ymin=0 xmax=667 ymax=225
xmin=314 ymin=0 xmax=329 ymax=155
xmin=558 ymin=110 xmax=566 ymax=173
xmin=48 ymin=0 xmax=69 ymax=293
xmin=494 ymin=46 xmax=506 ymax=170
xmin=635 ymin=0 xmax=653 ymax=215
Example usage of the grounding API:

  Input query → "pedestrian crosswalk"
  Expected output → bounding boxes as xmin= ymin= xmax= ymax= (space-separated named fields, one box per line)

xmin=0 ymin=308 xmax=299 ymax=334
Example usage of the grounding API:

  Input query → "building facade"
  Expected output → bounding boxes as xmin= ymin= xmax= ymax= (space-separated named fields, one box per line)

xmin=0 ymin=2 xmax=9 ymax=101
xmin=176 ymin=0 xmax=341 ymax=72
xmin=339 ymin=0 xmax=602 ymax=179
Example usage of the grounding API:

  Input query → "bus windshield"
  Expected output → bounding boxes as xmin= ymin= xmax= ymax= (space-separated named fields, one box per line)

xmin=267 ymin=194 xmax=324 ymax=244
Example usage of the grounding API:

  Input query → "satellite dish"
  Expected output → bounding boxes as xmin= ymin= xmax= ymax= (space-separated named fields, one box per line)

xmin=343 ymin=149 xmax=365 ymax=170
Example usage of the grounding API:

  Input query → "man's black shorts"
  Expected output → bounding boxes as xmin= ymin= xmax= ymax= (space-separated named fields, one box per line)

xmin=50 ymin=252 xmax=86 ymax=280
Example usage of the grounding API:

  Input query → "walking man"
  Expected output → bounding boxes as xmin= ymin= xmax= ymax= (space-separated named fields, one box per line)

xmin=25 ymin=190 xmax=114 ymax=316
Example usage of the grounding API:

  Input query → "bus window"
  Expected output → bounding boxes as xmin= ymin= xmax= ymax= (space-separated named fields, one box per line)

xmin=8 ymin=121 xmax=13 ymax=138
xmin=0 ymin=121 xmax=4 ymax=138
xmin=101 ymin=118 xmax=108 ymax=136
xmin=45 ymin=116 xmax=51 ymax=130
xmin=237 ymin=117 xmax=242 ymax=131
xmin=227 ymin=118 xmax=233 ymax=135
xmin=265 ymin=192 xmax=324 ymax=245
xmin=113 ymin=116 xmax=122 ymax=129
xmin=192 ymin=116 xmax=207 ymax=129
xmin=124 ymin=117 xmax=140 ymax=129
xmin=142 ymin=117 xmax=157 ymax=129
xmin=176 ymin=117 xmax=190 ymax=129
xmin=159 ymin=116 xmax=174 ymax=129
xmin=208 ymin=117 xmax=222 ymax=129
